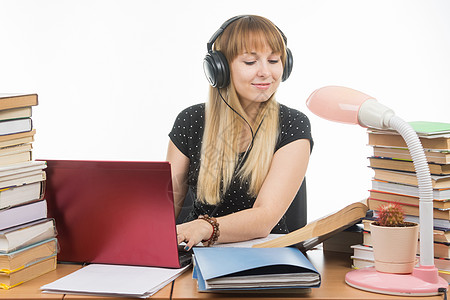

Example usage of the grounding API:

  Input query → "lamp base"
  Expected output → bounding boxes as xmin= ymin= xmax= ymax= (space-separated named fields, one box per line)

xmin=345 ymin=266 xmax=447 ymax=296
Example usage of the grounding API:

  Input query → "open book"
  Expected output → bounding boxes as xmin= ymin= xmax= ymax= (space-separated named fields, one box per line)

xmin=253 ymin=202 xmax=369 ymax=251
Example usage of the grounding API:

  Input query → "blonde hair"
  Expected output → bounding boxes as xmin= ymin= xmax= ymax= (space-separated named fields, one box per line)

xmin=197 ymin=15 xmax=286 ymax=205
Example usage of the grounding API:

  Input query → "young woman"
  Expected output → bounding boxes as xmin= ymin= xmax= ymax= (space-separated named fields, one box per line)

xmin=167 ymin=15 xmax=313 ymax=250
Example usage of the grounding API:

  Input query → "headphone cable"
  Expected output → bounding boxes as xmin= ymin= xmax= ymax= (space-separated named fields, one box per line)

xmin=217 ymin=88 xmax=254 ymax=139
xmin=217 ymin=88 xmax=265 ymax=166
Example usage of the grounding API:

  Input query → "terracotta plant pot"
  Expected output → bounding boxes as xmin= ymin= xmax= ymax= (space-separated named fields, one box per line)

xmin=370 ymin=222 xmax=419 ymax=274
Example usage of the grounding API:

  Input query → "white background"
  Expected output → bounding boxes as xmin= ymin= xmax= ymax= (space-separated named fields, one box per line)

xmin=1 ymin=0 xmax=449 ymax=222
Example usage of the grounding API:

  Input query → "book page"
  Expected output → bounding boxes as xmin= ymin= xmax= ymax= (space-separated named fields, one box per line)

xmin=214 ymin=234 xmax=285 ymax=248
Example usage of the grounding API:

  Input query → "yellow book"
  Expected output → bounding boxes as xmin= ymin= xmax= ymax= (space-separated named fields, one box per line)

xmin=0 ymin=255 xmax=56 ymax=289
xmin=0 ymin=239 xmax=57 ymax=272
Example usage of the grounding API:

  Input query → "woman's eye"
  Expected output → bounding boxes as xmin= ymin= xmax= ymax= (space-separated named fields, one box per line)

xmin=244 ymin=61 xmax=256 ymax=65
xmin=269 ymin=60 xmax=280 ymax=64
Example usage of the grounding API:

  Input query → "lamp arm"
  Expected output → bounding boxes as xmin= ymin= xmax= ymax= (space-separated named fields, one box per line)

xmin=388 ymin=116 xmax=434 ymax=267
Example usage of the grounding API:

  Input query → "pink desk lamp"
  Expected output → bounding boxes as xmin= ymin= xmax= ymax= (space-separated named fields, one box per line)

xmin=306 ymin=86 xmax=448 ymax=296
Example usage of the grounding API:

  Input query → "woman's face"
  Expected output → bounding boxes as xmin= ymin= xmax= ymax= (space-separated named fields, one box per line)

xmin=230 ymin=45 xmax=283 ymax=109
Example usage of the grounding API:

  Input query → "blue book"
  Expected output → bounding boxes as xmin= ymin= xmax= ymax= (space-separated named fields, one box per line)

xmin=192 ymin=247 xmax=320 ymax=292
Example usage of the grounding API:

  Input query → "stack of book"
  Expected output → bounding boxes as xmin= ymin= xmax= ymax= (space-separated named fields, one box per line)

xmin=0 ymin=94 xmax=57 ymax=290
xmin=367 ymin=121 xmax=450 ymax=220
xmin=350 ymin=121 xmax=450 ymax=282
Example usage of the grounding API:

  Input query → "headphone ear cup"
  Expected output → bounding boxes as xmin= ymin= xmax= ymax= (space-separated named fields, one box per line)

xmin=282 ymin=47 xmax=293 ymax=82
xmin=203 ymin=51 xmax=230 ymax=88
xmin=204 ymin=47 xmax=292 ymax=85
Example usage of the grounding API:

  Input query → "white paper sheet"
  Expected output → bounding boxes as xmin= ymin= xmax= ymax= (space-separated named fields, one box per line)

xmin=213 ymin=234 xmax=284 ymax=248
xmin=40 ymin=263 xmax=190 ymax=298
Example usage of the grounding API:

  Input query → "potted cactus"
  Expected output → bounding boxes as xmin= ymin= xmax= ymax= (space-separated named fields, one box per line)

xmin=370 ymin=203 xmax=419 ymax=274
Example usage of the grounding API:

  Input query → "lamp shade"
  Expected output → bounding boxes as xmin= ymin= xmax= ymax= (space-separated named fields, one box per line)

xmin=306 ymin=86 xmax=373 ymax=125
xmin=306 ymin=86 xmax=394 ymax=130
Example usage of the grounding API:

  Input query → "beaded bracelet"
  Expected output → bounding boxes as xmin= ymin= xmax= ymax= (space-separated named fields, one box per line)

xmin=198 ymin=214 xmax=220 ymax=247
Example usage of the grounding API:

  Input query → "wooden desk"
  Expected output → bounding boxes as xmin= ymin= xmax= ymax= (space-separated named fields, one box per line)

xmin=0 ymin=263 xmax=173 ymax=300
xmin=1 ymin=250 xmax=448 ymax=299
xmin=0 ymin=264 xmax=81 ymax=300
xmin=171 ymin=249 xmax=449 ymax=300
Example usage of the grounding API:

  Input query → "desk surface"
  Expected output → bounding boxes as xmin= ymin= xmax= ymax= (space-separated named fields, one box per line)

xmin=1 ymin=249 xmax=448 ymax=300
xmin=0 ymin=263 xmax=173 ymax=300
xmin=0 ymin=264 xmax=80 ymax=300
xmin=171 ymin=249 xmax=448 ymax=300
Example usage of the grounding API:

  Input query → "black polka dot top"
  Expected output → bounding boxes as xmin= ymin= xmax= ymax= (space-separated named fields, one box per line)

xmin=169 ymin=103 xmax=313 ymax=233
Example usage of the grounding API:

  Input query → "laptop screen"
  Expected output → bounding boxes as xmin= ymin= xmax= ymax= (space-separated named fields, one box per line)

xmin=43 ymin=160 xmax=182 ymax=268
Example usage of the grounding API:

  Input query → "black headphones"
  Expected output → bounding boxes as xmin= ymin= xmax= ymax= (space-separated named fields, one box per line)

xmin=203 ymin=15 xmax=293 ymax=89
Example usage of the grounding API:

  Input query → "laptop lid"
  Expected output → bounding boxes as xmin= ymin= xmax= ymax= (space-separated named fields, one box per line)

xmin=43 ymin=160 xmax=184 ymax=268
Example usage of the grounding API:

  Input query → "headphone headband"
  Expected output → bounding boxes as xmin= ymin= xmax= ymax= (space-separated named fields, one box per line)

xmin=206 ymin=15 xmax=245 ymax=53
xmin=203 ymin=15 xmax=293 ymax=88
xmin=206 ymin=15 xmax=289 ymax=53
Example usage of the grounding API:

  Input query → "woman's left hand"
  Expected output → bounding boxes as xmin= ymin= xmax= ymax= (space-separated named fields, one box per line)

xmin=176 ymin=219 xmax=213 ymax=250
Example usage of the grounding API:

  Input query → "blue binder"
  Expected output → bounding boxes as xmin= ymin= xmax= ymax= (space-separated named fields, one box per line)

xmin=192 ymin=247 xmax=320 ymax=292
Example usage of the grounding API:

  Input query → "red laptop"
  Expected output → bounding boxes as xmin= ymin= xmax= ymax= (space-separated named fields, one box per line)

xmin=42 ymin=160 xmax=191 ymax=268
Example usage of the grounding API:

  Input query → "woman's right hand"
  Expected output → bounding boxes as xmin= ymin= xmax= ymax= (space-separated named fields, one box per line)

xmin=176 ymin=219 xmax=213 ymax=251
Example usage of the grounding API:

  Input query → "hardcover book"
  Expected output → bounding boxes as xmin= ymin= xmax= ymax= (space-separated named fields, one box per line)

xmin=0 ymin=219 xmax=57 ymax=253
xmin=369 ymin=190 xmax=450 ymax=210
xmin=0 ymin=200 xmax=47 ymax=231
xmin=0 ymin=182 xmax=44 ymax=210
xmin=0 ymin=238 xmax=57 ymax=272
xmin=0 ymin=130 xmax=35 ymax=149
xmin=367 ymin=198 xmax=450 ymax=221
xmin=372 ymin=180 xmax=450 ymax=201
xmin=372 ymin=169 xmax=450 ymax=189
xmin=373 ymin=146 xmax=450 ymax=164
xmin=0 ymin=107 xmax=32 ymax=122
xmin=369 ymin=157 xmax=450 ymax=176
xmin=0 ymin=255 xmax=56 ymax=289
xmin=0 ymin=94 xmax=38 ymax=111
xmin=0 ymin=118 xmax=32 ymax=136
xmin=368 ymin=132 xmax=450 ymax=150
xmin=253 ymin=202 xmax=368 ymax=251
